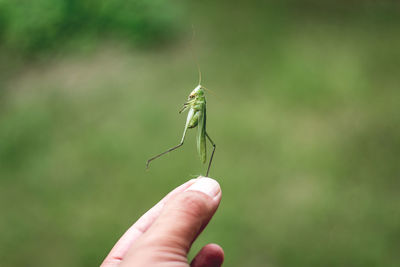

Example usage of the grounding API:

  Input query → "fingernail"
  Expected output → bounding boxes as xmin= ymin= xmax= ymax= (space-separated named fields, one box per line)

xmin=185 ymin=177 xmax=220 ymax=198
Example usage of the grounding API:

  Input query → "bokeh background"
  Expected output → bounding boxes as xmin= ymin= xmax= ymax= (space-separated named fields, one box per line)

xmin=1 ymin=0 xmax=400 ymax=266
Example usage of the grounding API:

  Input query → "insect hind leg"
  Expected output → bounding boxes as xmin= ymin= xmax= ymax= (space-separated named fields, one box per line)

xmin=205 ymin=132 xmax=216 ymax=177
xmin=146 ymin=142 xmax=184 ymax=169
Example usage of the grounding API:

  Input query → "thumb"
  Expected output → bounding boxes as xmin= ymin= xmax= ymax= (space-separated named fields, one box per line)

xmin=123 ymin=177 xmax=221 ymax=265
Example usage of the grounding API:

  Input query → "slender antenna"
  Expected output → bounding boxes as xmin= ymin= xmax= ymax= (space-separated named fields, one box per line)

xmin=202 ymin=86 xmax=216 ymax=95
xmin=191 ymin=25 xmax=202 ymax=85
xmin=202 ymin=86 xmax=221 ymax=101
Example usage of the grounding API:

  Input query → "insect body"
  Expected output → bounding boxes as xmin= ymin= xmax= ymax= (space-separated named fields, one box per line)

xmin=146 ymin=84 xmax=216 ymax=176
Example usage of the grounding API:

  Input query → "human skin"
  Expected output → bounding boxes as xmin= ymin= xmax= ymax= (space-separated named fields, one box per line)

xmin=101 ymin=177 xmax=224 ymax=267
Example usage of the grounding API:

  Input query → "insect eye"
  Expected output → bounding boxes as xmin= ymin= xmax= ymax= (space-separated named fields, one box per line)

xmin=189 ymin=95 xmax=194 ymax=99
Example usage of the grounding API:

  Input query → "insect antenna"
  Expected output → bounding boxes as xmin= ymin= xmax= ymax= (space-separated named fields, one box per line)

xmin=190 ymin=27 xmax=220 ymax=99
xmin=202 ymin=86 xmax=216 ymax=95
xmin=202 ymin=86 xmax=221 ymax=101
xmin=191 ymin=25 xmax=202 ymax=85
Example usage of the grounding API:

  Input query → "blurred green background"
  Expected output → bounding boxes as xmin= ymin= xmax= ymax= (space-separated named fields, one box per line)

xmin=1 ymin=0 xmax=400 ymax=266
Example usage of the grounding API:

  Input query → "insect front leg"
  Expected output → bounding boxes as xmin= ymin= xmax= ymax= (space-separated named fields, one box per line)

xmin=205 ymin=132 xmax=216 ymax=177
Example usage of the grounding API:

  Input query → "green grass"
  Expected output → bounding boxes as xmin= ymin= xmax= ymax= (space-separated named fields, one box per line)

xmin=1 ymin=1 xmax=400 ymax=266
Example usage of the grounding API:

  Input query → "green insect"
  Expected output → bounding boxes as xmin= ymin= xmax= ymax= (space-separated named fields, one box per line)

xmin=146 ymin=78 xmax=216 ymax=176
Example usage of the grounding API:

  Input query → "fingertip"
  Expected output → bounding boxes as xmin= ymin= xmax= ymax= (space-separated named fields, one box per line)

xmin=141 ymin=180 xmax=221 ymax=253
xmin=191 ymin=243 xmax=224 ymax=267
xmin=185 ymin=177 xmax=221 ymax=199
xmin=204 ymin=243 xmax=224 ymax=262
xmin=197 ymin=175 xmax=216 ymax=180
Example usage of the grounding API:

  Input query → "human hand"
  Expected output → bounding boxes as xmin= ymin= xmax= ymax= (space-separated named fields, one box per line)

xmin=101 ymin=177 xmax=223 ymax=267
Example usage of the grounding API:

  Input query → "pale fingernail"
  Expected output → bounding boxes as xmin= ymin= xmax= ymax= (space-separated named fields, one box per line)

xmin=185 ymin=177 xmax=220 ymax=198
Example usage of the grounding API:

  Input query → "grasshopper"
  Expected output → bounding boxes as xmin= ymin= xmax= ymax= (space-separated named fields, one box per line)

xmin=146 ymin=74 xmax=216 ymax=176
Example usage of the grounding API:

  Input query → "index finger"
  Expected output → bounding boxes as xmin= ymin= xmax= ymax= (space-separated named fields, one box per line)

xmin=101 ymin=178 xmax=198 ymax=267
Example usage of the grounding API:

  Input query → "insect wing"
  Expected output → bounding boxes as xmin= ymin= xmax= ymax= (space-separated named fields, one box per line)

xmin=197 ymin=107 xmax=207 ymax=163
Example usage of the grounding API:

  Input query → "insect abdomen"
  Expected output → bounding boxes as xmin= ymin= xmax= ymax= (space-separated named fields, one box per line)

xmin=188 ymin=111 xmax=200 ymax=128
